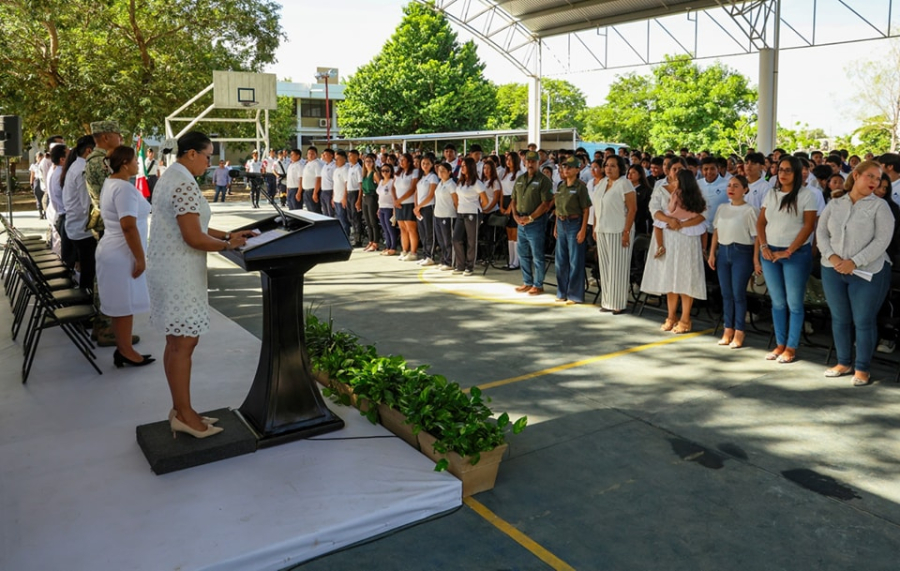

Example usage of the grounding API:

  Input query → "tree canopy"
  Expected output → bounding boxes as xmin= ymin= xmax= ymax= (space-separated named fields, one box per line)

xmin=0 ymin=0 xmax=283 ymax=144
xmin=487 ymin=79 xmax=586 ymax=131
xmin=580 ymin=56 xmax=756 ymax=154
xmin=338 ymin=2 xmax=495 ymax=138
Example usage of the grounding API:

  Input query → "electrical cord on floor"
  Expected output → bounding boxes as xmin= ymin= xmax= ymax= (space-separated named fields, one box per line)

xmin=304 ymin=434 xmax=399 ymax=441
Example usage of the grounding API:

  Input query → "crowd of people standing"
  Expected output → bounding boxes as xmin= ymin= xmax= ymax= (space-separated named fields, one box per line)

xmin=28 ymin=130 xmax=900 ymax=400
xmin=264 ymin=142 xmax=900 ymax=387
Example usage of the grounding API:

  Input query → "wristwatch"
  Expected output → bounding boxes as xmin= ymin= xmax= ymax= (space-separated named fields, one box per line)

xmin=224 ymin=232 xmax=231 ymax=241
xmin=527 ymin=215 xmax=534 ymax=223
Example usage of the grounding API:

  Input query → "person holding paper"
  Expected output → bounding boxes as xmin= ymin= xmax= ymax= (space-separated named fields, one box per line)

xmin=818 ymin=160 xmax=894 ymax=386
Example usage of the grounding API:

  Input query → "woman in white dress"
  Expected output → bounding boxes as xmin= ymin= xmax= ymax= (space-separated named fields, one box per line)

xmin=640 ymin=160 xmax=708 ymax=333
xmin=590 ymin=155 xmax=637 ymax=314
xmin=96 ymin=146 xmax=153 ymax=368
xmin=147 ymin=132 xmax=254 ymax=439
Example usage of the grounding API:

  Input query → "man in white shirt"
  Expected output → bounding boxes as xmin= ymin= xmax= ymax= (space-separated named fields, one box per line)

xmin=245 ymin=150 xmax=262 ymax=173
xmin=744 ymin=152 xmax=773 ymax=210
xmin=331 ymin=150 xmax=351 ymax=237
xmin=319 ymin=148 xmax=336 ymax=217
xmin=346 ymin=149 xmax=364 ymax=246
xmin=825 ymin=154 xmax=847 ymax=179
xmin=578 ymin=154 xmax=593 ymax=184
xmin=300 ymin=146 xmax=323 ymax=213
xmin=285 ymin=148 xmax=304 ymax=210
xmin=878 ymin=153 xmax=900 ymax=204
xmin=261 ymin=148 xmax=279 ymax=205
xmin=29 ymin=153 xmax=45 ymax=218
xmin=469 ymin=144 xmax=485 ymax=178
xmin=698 ymin=157 xmax=729 ymax=235
xmin=443 ymin=143 xmax=462 ymax=180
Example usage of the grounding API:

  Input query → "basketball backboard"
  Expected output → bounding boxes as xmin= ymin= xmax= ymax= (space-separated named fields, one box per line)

xmin=213 ymin=71 xmax=277 ymax=110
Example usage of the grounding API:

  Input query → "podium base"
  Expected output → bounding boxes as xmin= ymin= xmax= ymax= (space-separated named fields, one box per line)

xmin=243 ymin=408 xmax=345 ymax=449
xmin=136 ymin=408 xmax=257 ymax=475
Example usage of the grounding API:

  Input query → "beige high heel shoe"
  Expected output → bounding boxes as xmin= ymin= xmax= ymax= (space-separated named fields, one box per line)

xmin=169 ymin=408 xmax=218 ymax=425
xmin=170 ymin=415 xmax=224 ymax=439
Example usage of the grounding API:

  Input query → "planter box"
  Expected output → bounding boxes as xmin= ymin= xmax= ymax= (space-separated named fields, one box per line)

xmin=314 ymin=372 xmax=375 ymax=415
xmin=376 ymin=404 xmax=420 ymax=449
xmin=418 ymin=431 xmax=508 ymax=497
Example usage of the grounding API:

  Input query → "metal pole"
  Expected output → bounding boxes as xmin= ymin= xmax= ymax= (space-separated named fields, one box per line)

xmin=546 ymin=91 xmax=550 ymax=130
xmin=5 ymin=157 xmax=12 ymax=226
xmin=324 ymin=77 xmax=331 ymax=146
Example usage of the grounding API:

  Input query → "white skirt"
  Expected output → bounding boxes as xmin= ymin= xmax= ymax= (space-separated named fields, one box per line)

xmin=96 ymin=239 xmax=150 ymax=317
xmin=640 ymin=229 xmax=707 ymax=300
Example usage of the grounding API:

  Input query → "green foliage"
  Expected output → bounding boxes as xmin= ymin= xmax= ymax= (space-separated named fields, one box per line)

xmin=304 ymin=311 xmax=526 ymax=467
xmin=339 ymin=2 xmax=495 ymax=137
xmin=580 ymin=56 xmax=756 ymax=154
xmin=0 ymin=0 xmax=284 ymax=143
xmin=487 ymin=78 xmax=586 ymax=131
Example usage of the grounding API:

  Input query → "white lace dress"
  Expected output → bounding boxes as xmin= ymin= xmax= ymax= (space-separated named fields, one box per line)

xmin=640 ymin=186 xmax=707 ymax=300
xmin=147 ymin=162 xmax=212 ymax=337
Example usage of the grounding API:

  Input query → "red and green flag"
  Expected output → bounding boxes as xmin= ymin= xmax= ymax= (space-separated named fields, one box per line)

xmin=135 ymin=136 xmax=150 ymax=198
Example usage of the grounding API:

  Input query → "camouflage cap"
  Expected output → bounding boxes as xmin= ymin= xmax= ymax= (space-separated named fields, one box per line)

xmin=562 ymin=156 xmax=581 ymax=168
xmin=90 ymin=120 xmax=120 ymax=135
xmin=524 ymin=150 xmax=540 ymax=162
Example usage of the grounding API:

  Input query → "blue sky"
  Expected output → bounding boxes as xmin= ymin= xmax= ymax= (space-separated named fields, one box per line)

xmin=268 ymin=1 xmax=896 ymax=138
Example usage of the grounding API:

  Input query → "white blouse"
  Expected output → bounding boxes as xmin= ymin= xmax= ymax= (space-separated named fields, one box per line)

xmin=713 ymin=203 xmax=758 ymax=246
xmin=590 ymin=177 xmax=634 ymax=233
xmin=761 ymin=187 xmax=818 ymax=248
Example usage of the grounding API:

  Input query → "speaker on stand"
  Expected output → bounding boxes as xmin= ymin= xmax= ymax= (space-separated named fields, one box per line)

xmin=0 ymin=116 xmax=23 ymax=225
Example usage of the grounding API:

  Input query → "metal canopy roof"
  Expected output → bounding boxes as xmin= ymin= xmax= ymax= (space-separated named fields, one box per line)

xmin=496 ymin=0 xmax=724 ymax=39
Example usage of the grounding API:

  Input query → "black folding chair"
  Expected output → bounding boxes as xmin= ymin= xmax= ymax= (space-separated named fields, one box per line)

xmin=17 ymin=254 xmax=100 ymax=383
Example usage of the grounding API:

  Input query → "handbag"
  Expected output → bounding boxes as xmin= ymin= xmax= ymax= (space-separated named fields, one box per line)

xmin=747 ymin=272 xmax=767 ymax=296
xmin=487 ymin=212 xmax=509 ymax=227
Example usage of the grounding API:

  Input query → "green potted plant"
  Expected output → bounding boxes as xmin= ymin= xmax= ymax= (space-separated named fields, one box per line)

xmin=304 ymin=311 xmax=526 ymax=496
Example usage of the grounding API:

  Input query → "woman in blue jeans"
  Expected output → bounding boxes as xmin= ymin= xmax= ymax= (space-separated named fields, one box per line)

xmin=708 ymin=175 xmax=759 ymax=349
xmin=756 ymin=155 xmax=818 ymax=364
xmin=818 ymin=161 xmax=894 ymax=386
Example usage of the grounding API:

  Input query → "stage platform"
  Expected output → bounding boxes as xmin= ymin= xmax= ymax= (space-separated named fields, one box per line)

xmin=0 ymin=305 xmax=461 ymax=571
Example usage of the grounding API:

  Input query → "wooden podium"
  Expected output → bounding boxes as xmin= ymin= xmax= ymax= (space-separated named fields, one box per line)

xmin=221 ymin=209 xmax=351 ymax=447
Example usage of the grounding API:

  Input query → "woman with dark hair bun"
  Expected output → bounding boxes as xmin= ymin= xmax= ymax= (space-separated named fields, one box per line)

xmin=756 ymin=155 xmax=818 ymax=364
xmin=147 ymin=131 xmax=256 ymax=439
xmin=96 ymin=146 xmax=152 ymax=369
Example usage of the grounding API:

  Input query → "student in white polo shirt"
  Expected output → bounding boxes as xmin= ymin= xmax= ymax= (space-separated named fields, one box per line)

xmin=301 ymin=146 xmax=323 ymax=214
xmin=744 ymin=152 xmax=774 ymax=210
xmin=451 ymin=157 xmax=488 ymax=276
xmin=878 ymin=152 xmax=900 ymax=204
xmin=346 ymin=150 xmax=364 ymax=246
xmin=319 ymin=148 xmax=336 ymax=217
xmin=332 ymin=150 xmax=351 ymax=237
xmin=285 ymin=149 xmax=303 ymax=210
xmin=697 ymin=157 xmax=729 ymax=241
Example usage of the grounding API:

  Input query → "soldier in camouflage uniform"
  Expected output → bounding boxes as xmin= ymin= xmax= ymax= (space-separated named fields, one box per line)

xmin=84 ymin=121 xmax=138 ymax=347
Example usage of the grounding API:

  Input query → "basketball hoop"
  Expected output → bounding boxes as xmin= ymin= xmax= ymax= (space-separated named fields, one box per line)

xmin=241 ymin=101 xmax=259 ymax=108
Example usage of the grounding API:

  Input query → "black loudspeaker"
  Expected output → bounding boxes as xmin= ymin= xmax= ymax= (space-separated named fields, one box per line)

xmin=0 ymin=116 xmax=22 ymax=157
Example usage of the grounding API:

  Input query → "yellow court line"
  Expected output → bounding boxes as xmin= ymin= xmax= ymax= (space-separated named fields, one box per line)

xmin=472 ymin=328 xmax=715 ymax=392
xmin=464 ymin=497 xmax=577 ymax=571
xmin=418 ymin=268 xmax=562 ymax=306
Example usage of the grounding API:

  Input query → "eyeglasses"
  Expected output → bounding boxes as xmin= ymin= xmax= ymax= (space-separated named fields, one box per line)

xmin=778 ymin=168 xmax=793 ymax=174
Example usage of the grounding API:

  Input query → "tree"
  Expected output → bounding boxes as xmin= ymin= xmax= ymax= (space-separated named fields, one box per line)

xmin=847 ymin=40 xmax=900 ymax=152
xmin=487 ymin=79 xmax=586 ymax=131
xmin=339 ymin=2 xmax=495 ymax=137
xmin=0 ymin=0 xmax=283 ymax=144
xmin=579 ymin=56 xmax=756 ymax=154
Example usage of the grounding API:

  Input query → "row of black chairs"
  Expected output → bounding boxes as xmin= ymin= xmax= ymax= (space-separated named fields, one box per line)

xmin=1 ymin=214 xmax=102 ymax=383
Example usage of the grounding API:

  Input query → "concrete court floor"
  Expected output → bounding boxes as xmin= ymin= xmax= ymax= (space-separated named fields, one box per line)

xmin=13 ymin=202 xmax=900 ymax=571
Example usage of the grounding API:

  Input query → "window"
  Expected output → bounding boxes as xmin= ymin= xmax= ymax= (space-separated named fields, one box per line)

xmin=300 ymin=99 xmax=327 ymax=118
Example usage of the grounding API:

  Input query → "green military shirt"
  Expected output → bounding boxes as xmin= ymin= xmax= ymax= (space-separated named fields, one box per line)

xmin=511 ymin=171 xmax=553 ymax=215
xmin=554 ymin=179 xmax=590 ymax=217
xmin=84 ymin=148 xmax=109 ymax=232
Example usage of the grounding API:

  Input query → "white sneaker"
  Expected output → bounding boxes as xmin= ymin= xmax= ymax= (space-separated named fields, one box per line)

xmin=463 ymin=269 xmax=474 ymax=276
xmin=405 ymin=253 xmax=418 ymax=262
xmin=420 ymin=258 xmax=436 ymax=267
xmin=398 ymin=252 xmax=409 ymax=261
xmin=439 ymin=264 xmax=453 ymax=271
xmin=877 ymin=339 xmax=896 ymax=353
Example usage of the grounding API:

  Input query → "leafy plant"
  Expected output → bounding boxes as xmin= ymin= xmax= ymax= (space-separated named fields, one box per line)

xmin=304 ymin=309 xmax=527 ymax=469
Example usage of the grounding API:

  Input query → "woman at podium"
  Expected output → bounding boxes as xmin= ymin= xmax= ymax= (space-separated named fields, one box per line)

xmin=147 ymin=131 xmax=255 ymax=439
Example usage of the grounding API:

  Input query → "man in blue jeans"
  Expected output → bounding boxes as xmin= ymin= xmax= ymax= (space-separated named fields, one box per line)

xmin=211 ymin=159 xmax=230 ymax=202
xmin=553 ymin=157 xmax=591 ymax=304
xmin=510 ymin=151 xmax=554 ymax=295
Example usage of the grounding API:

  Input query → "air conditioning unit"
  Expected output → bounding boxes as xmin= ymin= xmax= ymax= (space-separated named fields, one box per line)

xmin=318 ymin=119 xmax=328 ymax=128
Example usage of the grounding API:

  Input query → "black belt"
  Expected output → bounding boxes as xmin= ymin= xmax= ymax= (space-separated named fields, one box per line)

xmin=556 ymin=214 xmax=582 ymax=220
